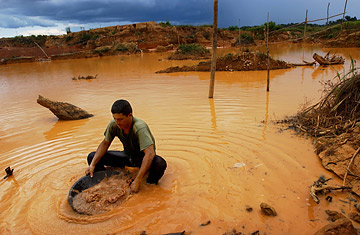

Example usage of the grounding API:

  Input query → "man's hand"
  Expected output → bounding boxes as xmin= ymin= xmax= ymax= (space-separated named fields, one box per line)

xmin=130 ymin=179 xmax=141 ymax=193
xmin=85 ymin=165 xmax=95 ymax=177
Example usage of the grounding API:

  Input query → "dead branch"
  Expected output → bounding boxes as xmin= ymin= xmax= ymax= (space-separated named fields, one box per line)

xmin=310 ymin=176 xmax=351 ymax=204
xmin=313 ymin=52 xmax=345 ymax=65
xmin=343 ymin=147 xmax=360 ymax=186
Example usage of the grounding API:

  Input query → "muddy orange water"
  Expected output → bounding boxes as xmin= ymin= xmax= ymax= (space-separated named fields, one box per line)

xmin=1 ymin=44 xmax=360 ymax=234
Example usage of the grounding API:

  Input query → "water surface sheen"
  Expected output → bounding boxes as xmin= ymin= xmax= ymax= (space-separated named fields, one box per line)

xmin=1 ymin=45 xmax=359 ymax=234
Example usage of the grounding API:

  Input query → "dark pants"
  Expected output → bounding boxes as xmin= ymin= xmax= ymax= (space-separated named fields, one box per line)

xmin=87 ymin=151 xmax=167 ymax=184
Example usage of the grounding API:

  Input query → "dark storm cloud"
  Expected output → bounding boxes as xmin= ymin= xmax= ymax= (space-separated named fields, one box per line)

xmin=0 ymin=0 xmax=214 ymax=28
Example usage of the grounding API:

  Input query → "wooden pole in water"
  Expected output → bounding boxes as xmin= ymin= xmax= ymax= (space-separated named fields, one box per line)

xmin=304 ymin=9 xmax=308 ymax=38
xmin=208 ymin=0 xmax=218 ymax=98
xmin=327 ymin=3 xmax=330 ymax=28
xmin=266 ymin=12 xmax=270 ymax=92
xmin=341 ymin=0 xmax=348 ymax=31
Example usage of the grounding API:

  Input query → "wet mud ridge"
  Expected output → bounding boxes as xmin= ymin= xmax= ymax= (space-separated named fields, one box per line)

xmin=156 ymin=51 xmax=292 ymax=73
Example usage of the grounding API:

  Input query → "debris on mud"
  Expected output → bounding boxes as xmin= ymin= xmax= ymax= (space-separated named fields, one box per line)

xmin=200 ymin=220 xmax=211 ymax=226
xmin=282 ymin=64 xmax=360 ymax=196
xmin=72 ymin=74 xmax=98 ymax=80
xmin=326 ymin=210 xmax=347 ymax=222
xmin=3 ymin=166 xmax=14 ymax=179
xmin=315 ymin=214 xmax=357 ymax=235
xmin=223 ymin=229 xmax=260 ymax=235
xmin=260 ymin=202 xmax=277 ymax=216
xmin=310 ymin=176 xmax=351 ymax=204
xmin=37 ymin=95 xmax=93 ymax=120
xmin=245 ymin=205 xmax=253 ymax=212
xmin=313 ymin=52 xmax=345 ymax=65
xmin=156 ymin=51 xmax=292 ymax=73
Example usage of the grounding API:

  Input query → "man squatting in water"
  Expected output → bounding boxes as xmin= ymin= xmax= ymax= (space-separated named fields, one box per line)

xmin=85 ymin=99 xmax=167 ymax=192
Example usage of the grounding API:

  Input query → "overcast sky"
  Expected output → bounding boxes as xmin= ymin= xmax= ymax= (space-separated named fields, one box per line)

xmin=0 ymin=0 xmax=359 ymax=38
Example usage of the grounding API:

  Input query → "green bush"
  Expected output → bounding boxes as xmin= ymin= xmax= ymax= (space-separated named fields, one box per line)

xmin=80 ymin=33 xmax=92 ymax=42
xmin=240 ymin=33 xmax=254 ymax=43
xmin=116 ymin=44 xmax=129 ymax=52
xmin=256 ymin=51 xmax=267 ymax=59
xmin=177 ymin=43 xmax=209 ymax=55
xmin=159 ymin=21 xmax=171 ymax=27
xmin=202 ymin=31 xmax=210 ymax=40
xmin=94 ymin=47 xmax=110 ymax=53
xmin=65 ymin=35 xmax=73 ymax=42
xmin=227 ymin=26 xmax=239 ymax=31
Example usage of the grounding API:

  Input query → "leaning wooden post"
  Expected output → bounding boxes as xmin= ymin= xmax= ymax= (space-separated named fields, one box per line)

xmin=208 ymin=0 xmax=218 ymax=98
xmin=304 ymin=9 xmax=308 ymax=38
xmin=326 ymin=3 xmax=330 ymax=28
xmin=266 ymin=12 xmax=270 ymax=92
xmin=341 ymin=0 xmax=348 ymax=31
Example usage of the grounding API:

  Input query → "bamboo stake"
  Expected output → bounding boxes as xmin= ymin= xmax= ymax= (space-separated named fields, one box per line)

xmin=266 ymin=12 xmax=270 ymax=92
xmin=327 ymin=3 xmax=330 ymax=28
xmin=304 ymin=9 xmax=308 ymax=38
xmin=341 ymin=0 xmax=348 ymax=31
xmin=208 ymin=0 xmax=218 ymax=98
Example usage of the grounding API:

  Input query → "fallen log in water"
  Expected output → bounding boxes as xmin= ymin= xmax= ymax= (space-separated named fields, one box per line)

xmin=37 ymin=95 xmax=93 ymax=120
xmin=291 ymin=60 xmax=316 ymax=66
xmin=313 ymin=52 xmax=345 ymax=65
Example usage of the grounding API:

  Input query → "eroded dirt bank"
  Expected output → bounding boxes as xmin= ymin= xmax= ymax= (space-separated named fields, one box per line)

xmin=1 ymin=21 xmax=360 ymax=65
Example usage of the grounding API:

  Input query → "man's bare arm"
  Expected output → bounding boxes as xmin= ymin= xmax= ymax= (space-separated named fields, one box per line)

xmin=85 ymin=138 xmax=111 ymax=177
xmin=131 ymin=144 xmax=155 ymax=192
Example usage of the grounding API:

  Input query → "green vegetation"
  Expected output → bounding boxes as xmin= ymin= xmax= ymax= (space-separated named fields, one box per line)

xmin=78 ymin=32 xmax=98 ymax=45
xmin=233 ymin=16 xmax=360 ymax=40
xmin=227 ymin=26 xmax=238 ymax=31
xmin=240 ymin=33 xmax=254 ymax=44
xmin=65 ymin=35 xmax=73 ymax=42
xmin=11 ymin=35 xmax=47 ymax=46
xmin=94 ymin=47 xmax=110 ymax=53
xmin=255 ymin=51 xmax=267 ymax=59
xmin=116 ymin=44 xmax=129 ymax=52
xmin=116 ymin=43 xmax=137 ymax=52
xmin=177 ymin=43 xmax=209 ymax=55
xmin=159 ymin=20 xmax=171 ymax=27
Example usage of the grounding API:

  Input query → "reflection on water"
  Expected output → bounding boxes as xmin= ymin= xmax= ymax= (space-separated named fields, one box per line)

xmin=0 ymin=44 xmax=360 ymax=234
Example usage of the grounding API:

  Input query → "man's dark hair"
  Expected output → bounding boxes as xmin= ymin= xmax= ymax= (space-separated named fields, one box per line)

xmin=111 ymin=99 xmax=132 ymax=116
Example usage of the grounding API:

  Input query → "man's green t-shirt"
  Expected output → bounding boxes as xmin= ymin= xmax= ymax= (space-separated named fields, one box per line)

xmin=104 ymin=116 xmax=155 ymax=158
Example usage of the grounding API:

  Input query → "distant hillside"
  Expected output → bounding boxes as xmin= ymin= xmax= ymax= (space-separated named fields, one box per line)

xmin=1 ymin=20 xmax=359 ymax=65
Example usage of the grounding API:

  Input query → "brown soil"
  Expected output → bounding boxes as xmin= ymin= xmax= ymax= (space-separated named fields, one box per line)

xmin=156 ymin=51 xmax=292 ymax=73
xmin=1 ymin=21 xmax=359 ymax=65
